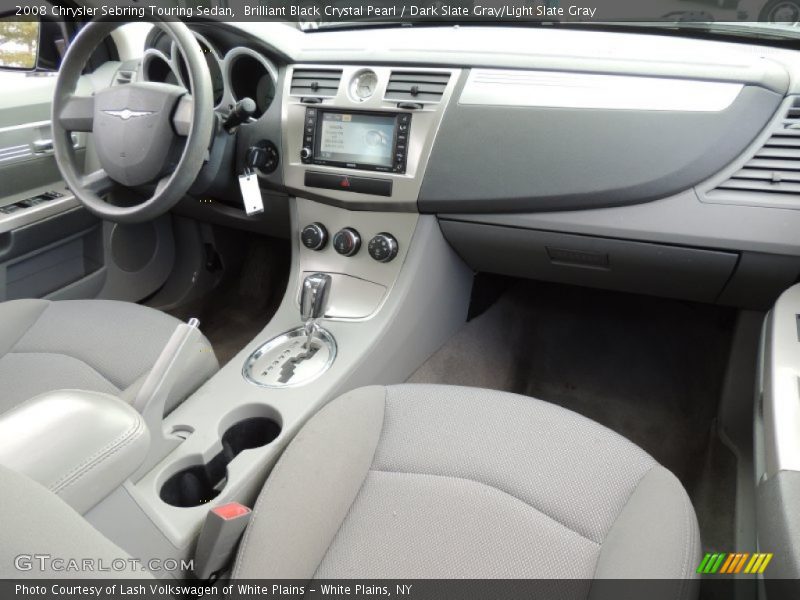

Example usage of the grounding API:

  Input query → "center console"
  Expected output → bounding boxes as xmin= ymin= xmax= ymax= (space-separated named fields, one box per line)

xmin=77 ymin=63 xmax=470 ymax=577
xmin=83 ymin=198 xmax=472 ymax=576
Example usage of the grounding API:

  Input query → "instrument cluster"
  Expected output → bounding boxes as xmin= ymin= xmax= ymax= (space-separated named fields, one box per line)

xmin=141 ymin=29 xmax=278 ymax=118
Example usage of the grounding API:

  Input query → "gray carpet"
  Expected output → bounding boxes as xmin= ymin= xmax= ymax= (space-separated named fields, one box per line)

xmin=169 ymin=236 xmax=289 ymax=367
xmin=409 ymin=279 xmax=738 ymax=552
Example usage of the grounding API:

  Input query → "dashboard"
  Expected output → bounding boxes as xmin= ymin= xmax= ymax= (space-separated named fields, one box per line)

xmin=135 ymin=23 xmax=800 ymax=310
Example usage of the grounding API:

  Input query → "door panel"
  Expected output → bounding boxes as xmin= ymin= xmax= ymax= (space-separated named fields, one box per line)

xmin=0 ymin=64 xmax=176 ymax=303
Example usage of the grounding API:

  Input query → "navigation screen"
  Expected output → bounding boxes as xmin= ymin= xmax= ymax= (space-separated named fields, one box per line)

xmin=316 ymin=112 xmax=396 ymax=168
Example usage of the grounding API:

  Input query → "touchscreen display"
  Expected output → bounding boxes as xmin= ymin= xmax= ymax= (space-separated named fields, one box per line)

xmin=317 ymin=112 xmax=396 ymax=167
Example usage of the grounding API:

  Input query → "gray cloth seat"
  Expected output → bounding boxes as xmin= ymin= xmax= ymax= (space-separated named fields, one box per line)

xmin=0 ymin=463 xmax=150 ymax=579
xmin=0 ymin=298 xmax=218 ymax=416
xmin=0 ymin=384 xmax=700 ymax=591
xmin=234 ymin=384 xmax=701 ymax=584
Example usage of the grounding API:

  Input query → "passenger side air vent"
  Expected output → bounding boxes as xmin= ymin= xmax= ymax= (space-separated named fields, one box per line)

xmin=709 ymin=97 xmax=800 ymax=198
xmin=385 ymin=71 xmax=450 ymax=103
xmin=290 ymin=68 xmax=343 ymax=98
xmin=114 ymin=70 xmax=135 ymax=85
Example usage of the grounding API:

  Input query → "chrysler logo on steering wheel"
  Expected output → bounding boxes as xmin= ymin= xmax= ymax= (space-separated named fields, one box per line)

xmin=103 ymin=109 xmax=154 ymax=121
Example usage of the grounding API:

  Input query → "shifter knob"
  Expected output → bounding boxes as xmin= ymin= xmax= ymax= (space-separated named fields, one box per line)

xmin=301 ymin=273 xmax=332 ymax=322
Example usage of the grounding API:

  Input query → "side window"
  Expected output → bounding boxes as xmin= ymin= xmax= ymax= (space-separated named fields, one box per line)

xmin=0 ymin=18 xmax=39 ymax=70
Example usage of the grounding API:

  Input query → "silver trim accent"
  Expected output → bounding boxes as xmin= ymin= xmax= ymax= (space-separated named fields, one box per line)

xmin=141 ymin=48 xmax=177 ymax=84
xmin=104 ymin=109 xmax=154 ymax=121
xmin=0 ymin=120 xmax=51 ymax=135
xmin=460 ymin=69 xmax=743 ymax=112
xmin=142 ymin=33 xmax=227 ymax=111
xmin=31 ymin=139 xmax=54 ymax=154
xmin=223 ymin=46 xmax=279 ymax=115
xmin=242 ymin=326 xmax=337 ymax=388
xmin=348 ymin=69 xmax=378 ymax=103
xmin=0 ymin=144 xmax=32 ymax=163
xmin=282 ymin=64 xmax=460 ymax=206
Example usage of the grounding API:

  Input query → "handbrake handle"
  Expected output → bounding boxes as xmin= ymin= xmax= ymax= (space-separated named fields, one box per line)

xmin=131 ymin=318 xmax=206 ymax=481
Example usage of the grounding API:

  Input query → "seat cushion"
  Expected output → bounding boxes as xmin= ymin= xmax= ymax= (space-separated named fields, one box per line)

xmin=234 ymin=384 xmax=700 ymax=588
xmin=0 ymin=299 xmax=218 ymax=415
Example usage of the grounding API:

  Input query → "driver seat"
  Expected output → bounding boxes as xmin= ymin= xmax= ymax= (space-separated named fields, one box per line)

xmin=0 ymin=298 xmax=218 ymax=417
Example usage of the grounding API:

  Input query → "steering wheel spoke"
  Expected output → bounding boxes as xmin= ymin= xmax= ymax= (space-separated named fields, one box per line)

xmin=81 ymin=169 xmax=118 ymax=197
xmin=172 ymin=95 xmax=193 ymax=136
xmin=154 ymin=175 xmax=172 ymax=196
xmin=58 ymin=95 xmax=94 ymax=132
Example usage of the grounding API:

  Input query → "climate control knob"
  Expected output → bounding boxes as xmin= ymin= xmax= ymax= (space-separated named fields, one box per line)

xmin=333 ymin=227 xmax=361 ymax=257
xmin=300 ymin=223 xmax=328 ymax=251
xmin=368 ymin=233 xmax=399 ymax=263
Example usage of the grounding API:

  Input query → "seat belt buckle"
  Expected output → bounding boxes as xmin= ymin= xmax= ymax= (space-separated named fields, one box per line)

xmin=193 ymin=502 xmax=252 ymax=580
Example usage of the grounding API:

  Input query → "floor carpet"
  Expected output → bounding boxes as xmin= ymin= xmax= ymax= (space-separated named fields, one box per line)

xmin=169 ymin=235 xmax=289 ymax=367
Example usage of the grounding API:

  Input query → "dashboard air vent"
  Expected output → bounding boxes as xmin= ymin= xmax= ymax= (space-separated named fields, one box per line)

xmin=114 ymin=70 xmax=135 ymax=85
xmin=710 ymin=97 xmax=800 ymax=198
xmin=290 ymin=68 xmax=342 ymax=98
xmin=385 ymin=71 xmax=450 ymax=103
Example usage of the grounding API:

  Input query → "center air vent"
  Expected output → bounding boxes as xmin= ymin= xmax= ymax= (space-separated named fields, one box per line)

xmin=290 ymin=68 xmax=343 ymax=98
xmin=385 ymin=71 xmax=450 ymax=103
xmin=709 ymin=97 xmax=800 ymax=198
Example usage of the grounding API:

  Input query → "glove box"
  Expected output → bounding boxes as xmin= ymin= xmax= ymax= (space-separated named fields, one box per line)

xmin=440 ymin=221 xmax=738 ymax=303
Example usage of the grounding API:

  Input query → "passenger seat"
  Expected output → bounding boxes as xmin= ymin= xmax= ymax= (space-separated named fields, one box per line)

xmin=0 ymin=385 xmax=700 ymax=590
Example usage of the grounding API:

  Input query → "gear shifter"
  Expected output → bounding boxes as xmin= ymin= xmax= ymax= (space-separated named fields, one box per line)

xmin=243 ymin=273 xmax=336 ymax=387
xmin=300 ymin=273 xmax=331 ymax=349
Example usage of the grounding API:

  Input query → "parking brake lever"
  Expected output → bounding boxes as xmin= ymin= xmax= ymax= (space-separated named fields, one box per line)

xmin=130 ymin=318 xmax=208 ymax=481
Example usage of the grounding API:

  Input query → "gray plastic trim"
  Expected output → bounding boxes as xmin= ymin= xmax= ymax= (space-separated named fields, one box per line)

xmin=440 ymin=220 xmax=738 ymax=303
xmin=0 ymin=186 xmax=81 ymax=236
xmin=419 ymin=83 xmax=781 ymax=213
xmin=759 ymin=283 xmax=800 ymax=477
xmin=756 ymin=471 xmax=800 ymax=582
xmin=440 ymin=187 xmax=800 ymax=258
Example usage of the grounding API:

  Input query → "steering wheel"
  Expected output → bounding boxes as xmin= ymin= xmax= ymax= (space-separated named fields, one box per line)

xmin=52 ymin=21 xmax=215 ymax=224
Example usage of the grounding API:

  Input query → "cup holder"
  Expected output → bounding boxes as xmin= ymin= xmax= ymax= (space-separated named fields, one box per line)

xmin=160 ymin=415 xmax=281 ymax=508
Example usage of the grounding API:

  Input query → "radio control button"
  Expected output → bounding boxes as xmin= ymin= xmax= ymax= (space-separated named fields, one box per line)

xmin=368 ymin=233 xmax=399 ymax=263
xmin=333 ymin=228 xmax=361 ymax=257
xmin=301 ymin=223 xmax=328 ymax=251
xmin=300 ymin=147 xmax=312 ymax=160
